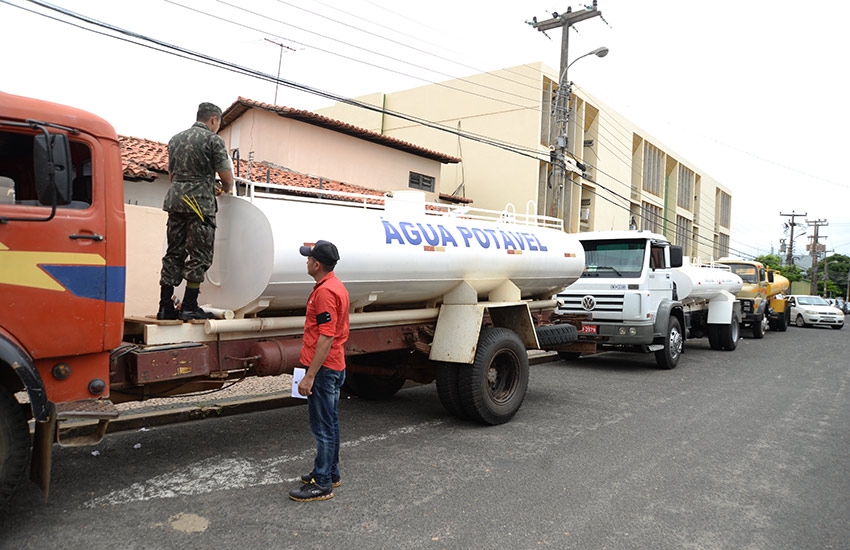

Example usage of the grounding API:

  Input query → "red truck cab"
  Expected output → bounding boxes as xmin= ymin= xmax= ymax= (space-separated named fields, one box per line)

xmin=0 ymin=92 xmax=126 ymax=504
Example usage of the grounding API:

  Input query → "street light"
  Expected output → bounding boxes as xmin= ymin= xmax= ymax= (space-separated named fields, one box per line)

xmin=562 ymin=46 xmax=609 ymax=81
xmin=553 ymin=46 xmax=608 ymax=226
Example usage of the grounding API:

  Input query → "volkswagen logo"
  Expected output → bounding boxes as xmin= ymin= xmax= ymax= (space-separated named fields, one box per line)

xmin=581 ymin=295 xmax=596 ymax=311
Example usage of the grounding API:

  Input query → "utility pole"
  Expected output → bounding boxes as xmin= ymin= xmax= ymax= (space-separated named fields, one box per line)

xmin=780 ymin=210 xmax=806 ymax=265
xmin=807 ymin=218 xmax=828 ymax=295
xmin=264 ymin=38 xmax=295 ymax=105
xmin=823 ymin=248 xmax=834 ymax=297
xmin=531 ymin=1 xmax=602 ymax=230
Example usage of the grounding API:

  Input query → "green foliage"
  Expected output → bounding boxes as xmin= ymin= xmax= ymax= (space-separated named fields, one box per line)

xmin=815 ymin=254 xmax=850 ymax=297
xmin=777 ymin=264 xmax=804 ymax=283
xmin=753 ymin=254 xmax=782 ymax=270
xmin=753 ymin=254 xmax=804 ymax=282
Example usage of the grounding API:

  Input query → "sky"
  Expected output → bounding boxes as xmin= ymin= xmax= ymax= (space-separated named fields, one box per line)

xmin=2 ymin=0 xmax=849 ymax=263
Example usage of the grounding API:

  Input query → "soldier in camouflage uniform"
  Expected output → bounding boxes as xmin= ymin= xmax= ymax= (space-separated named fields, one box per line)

xmin=158 ymin=102 xmax=234 ymax=321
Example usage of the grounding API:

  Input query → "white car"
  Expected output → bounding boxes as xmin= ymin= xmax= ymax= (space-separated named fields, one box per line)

xmin=787 ymin=295 xmax=845 ymax=330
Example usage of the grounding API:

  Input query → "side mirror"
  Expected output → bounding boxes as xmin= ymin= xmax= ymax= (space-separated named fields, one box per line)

xmin=766 ymin=271 xmax=775 ymax=283
xmin=34 ymin=133 xmax=72 ymax=206
xmin=669 ymin=246 xmax=683 ymax=268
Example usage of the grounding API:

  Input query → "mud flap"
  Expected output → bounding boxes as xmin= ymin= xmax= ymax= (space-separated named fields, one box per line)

xmin=30 ymin=402 xmax=57 ymax=502
xmin=29 ymin=399 xmax=118 ymax=501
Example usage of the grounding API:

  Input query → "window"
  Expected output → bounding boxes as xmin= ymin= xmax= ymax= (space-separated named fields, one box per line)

xmin=715 ymin=233 xmax=730 ymax=258
xmin=0 ymin=128 xmax=92 ymax=209
xmin=642 ymin=142 xmax=663 ymax=197
xmin=677 ymin=166 xmax=694 ymax=211
xmin=675 ymin=215 xmax=692 ymax=256
xmin=409 ymin=172 xmax=435 ymax=192
xmin=640 ymin=201 xmax=662 ymax=233
xmin=717 ymin=190 xmax=731 ymax=228
xmin=580 ymin=239 xmax=647 ymax=278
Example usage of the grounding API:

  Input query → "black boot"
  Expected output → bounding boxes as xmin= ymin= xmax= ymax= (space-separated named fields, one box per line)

xmin=180 ymin=286 xmax=214 ymax=321
xmin=157 ymin=285 xmax=179 ymax=320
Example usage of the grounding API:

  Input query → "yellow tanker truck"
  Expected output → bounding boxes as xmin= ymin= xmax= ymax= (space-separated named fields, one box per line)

xmin=716 ymin=258 xmax=791 ymax=338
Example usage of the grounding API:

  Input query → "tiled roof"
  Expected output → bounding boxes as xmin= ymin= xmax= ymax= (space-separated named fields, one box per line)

xmin=120 ymin=135 xmax=166 ymax=181
xmin=118 ymin=135 xmax=472 ymax=204
xmin=221 ymin=97 xmax=462 ymax=165
xmin=118 ymin=135 xmax=384 ymax=199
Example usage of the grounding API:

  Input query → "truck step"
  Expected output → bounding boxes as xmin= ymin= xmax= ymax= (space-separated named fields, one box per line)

xmin=55 ymin=399 xmax=119 ymax=447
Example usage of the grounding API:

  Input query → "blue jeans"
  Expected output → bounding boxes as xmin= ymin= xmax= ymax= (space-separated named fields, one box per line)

xmin=308 ymin=366 xmax=345 ymax=488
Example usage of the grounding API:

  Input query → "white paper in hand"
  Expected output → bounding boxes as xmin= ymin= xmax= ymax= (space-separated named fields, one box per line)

xmin=291 ymin=367 xmax=308 ymax=399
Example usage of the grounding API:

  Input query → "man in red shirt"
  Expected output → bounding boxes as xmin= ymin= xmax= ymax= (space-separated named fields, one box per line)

xmin=290 ymin=240 xmax=350 ymax=502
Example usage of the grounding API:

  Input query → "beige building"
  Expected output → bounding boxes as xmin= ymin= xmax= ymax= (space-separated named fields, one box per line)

xmin=317 ymin=63 xmax=733 ymax=261
xmin=217 ymin=97 xmax=462 ymax=203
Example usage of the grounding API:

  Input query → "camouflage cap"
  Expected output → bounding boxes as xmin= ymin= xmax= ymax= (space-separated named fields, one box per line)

xmin=197 ymin=102 xmax=223 ymax=118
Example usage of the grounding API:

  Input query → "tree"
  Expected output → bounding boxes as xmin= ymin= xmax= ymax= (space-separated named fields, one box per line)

xmin=817 ymin=254 xmax=850 ymax=297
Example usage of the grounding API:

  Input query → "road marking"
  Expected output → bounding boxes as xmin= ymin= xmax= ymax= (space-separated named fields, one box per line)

xmin=84 ymin=419 xmax=444 ymax=508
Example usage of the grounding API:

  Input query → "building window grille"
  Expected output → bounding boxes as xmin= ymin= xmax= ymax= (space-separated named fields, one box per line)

xmin=716 ymin=233 xmax=730 ymax=258
xmin=717 ymin=190 xmax=731 ymax=228
xmin=677 ymin=166 xmax=694 ymax=211
xmin=675 ymin=215 xmax=692 ymax=256
xmin=642 ymin=142 xmax=663 ymax=197
xmin=409 ymin=172 xmax=435 ymax=192
xmin=640 ymin=201 xmax=662 ymax=233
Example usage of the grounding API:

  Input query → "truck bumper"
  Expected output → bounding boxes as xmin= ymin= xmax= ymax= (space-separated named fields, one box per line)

xmin=574 ymin=322 xmax=655 ymax=345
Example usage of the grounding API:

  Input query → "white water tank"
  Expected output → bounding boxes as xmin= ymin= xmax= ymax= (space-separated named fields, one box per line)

xmin=202 ymin=192 xmax=586 ymax=314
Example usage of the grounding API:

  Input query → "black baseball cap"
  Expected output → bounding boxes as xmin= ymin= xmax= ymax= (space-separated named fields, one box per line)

xmin=299 ymin=240 xmax=340 ymax=267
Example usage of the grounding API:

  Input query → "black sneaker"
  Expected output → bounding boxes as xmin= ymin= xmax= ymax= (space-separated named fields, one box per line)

xmin=301 ymin=473 xmax=341 ymax=488
xmin=289 ymin=480 xmax=333 ymax=502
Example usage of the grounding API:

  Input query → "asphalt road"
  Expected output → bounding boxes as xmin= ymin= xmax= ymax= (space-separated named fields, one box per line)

xmin=2 ymin=321 xmax=849 ymax=549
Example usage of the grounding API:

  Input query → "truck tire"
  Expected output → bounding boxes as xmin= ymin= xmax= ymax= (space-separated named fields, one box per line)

xmin=777 ymin=309 xmax=789 ymax=332
xmin=435 ymin=362 xmax=469 ymax=419
xmin=707 ymin=325 xmax=722 ymax=350
xmin=654 ymin=316 xmax=683 ymax=369
xmin=342 ymin=372 xmax=405 ymax=400
xmin=1 ymin=385 xmax=29 ymax=511
xmin=752 ymin=313 xmax=766 ymax=339
xmin=719 ymin=313 xmax=740 ymax=351
xmin=458 ymin=327 xmax=529 ymax=425
xmin=535 ymin=324 xmax=577 ymax=348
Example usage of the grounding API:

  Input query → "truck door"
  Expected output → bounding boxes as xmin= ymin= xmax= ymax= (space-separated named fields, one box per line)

xmin=646 ymin=241 xmax=674 ymax=312
xmin=0 ymin=126 xmax=108 ymax=360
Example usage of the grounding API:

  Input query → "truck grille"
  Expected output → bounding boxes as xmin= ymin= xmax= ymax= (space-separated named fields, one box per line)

xmin=556 ymin=292 xmax=625 ymax=315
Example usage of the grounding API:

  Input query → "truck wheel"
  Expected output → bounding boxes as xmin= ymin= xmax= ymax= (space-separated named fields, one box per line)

xmin=707 ymin=325 xmax=722 ymax=350
xmin=719 ymin=313 xmax=740 ymax=351
xmin=435 ymin=362 xmax=469 ymax=419
xmin=1 ymin=385 xmax=30 ymax=510
xmin=654 ymin=316 xmax=683 ymax=369
xmin=458 ymin=327 xmax=529 ymax=425
xmin=557 ymin=351 xmax=582 ymax=361
xmin=752 ymin=313 xmax=766 ymax=339
xmin=342 ymin=372 xmax=405 ymax=400
xmin=777 ymin=309 xmax=789 ymax=332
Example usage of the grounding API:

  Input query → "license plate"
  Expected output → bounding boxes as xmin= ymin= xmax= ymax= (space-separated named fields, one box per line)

xmin=580 ymin=324 xmax=597 ymax=334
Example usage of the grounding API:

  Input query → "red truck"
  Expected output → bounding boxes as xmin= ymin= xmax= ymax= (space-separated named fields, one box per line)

xmin=0 ymin=92 xmax=585 ymax=509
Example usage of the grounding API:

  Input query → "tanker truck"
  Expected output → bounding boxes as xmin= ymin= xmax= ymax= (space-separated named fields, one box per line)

xmin=715 ymin=258 xmax=791 ymax=337
xmin=552 ymin=231 xmax=743 ymax=368
xmin=0 ymin=92 xmax=586 ymax=508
